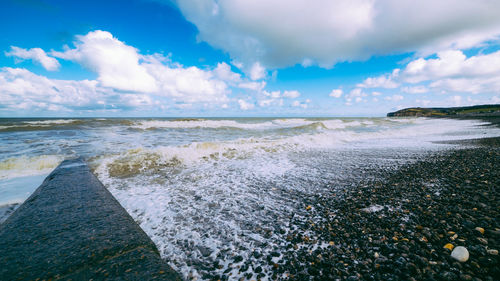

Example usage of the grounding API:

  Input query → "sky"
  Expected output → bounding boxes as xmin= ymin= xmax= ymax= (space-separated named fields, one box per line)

xmin=1 ymin=0 xmax=500 ymax=117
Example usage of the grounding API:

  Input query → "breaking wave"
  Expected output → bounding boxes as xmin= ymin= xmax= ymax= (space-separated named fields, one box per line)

xmin=0 ymin=155 xmax=64 ymax=180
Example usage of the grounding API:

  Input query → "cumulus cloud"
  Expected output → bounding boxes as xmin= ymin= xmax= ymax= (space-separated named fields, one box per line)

xmin=329 ymin=89 xmax=343 ymax=98
xmin=398 ymin=50 xmax=500 ymax=95
xmin=0 ymin=67 xmax=108 ymax=112
xmin=258 ymin=98 xmax=283 ymax=107
xmin=257 ymin=89 xmax=300 ymax=107
xmin=238 ymin=81 xmax=266 ymax=92
xmin=213 ymin=62 xmax=241 ymax=83
xmin=291 ymin=99 xmax=310 ymax=109
xmin=49 ymin=31 xmax=242 ymax=103
xmin=238 ymin=99 xmax=254 ymax=110
xmin=401 ymin=50 xmax=500 ymax=84
xmin=401 ymin=86 xmax=428 ymax=94
xmin=357 ymin=70 xmax=400 ymax=89
xmin=3 ymin=30 xmax=294 ymax=114
xmin=52 ymin=30 xmax=158 ymax=93
xmin=144 ymin=60 xmax=230 ymax=103
xmin=348 ymin=49 xmax=500 ymax=108
xmin=170 ymin=0 xmax=500 ymax=68
xmin=344 ymin=88 xmax=368 ymax=105
xmin=249 ymin=62 xmax=266 ymax=80
xmin=5 ymin=46 xmax=60 ymax=71
xmin=282 ymin=90 xmax=300 ymax=99
xmin=49 ymin=30 xmax=268 ymax=104
xmin=384 ymin=94 xmax=404 ymax=102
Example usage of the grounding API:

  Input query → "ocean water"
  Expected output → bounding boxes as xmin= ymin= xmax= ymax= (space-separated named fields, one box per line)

xmin=1 ymin=117 xmax=498 ymax=279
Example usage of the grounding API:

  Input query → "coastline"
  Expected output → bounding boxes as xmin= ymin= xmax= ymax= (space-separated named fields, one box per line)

xmin=0 ymin=116 xmax=498 ymax=280
xmin=270 ymin=117 xmax=499 ymax=280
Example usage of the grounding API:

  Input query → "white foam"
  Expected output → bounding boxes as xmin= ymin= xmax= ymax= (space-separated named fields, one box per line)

xmin=133 ymin=119 xmax=276 ymax=130
xmin=23 ymin=119 xmax=77 ymax=125
xmin=0 ymin=155 xmax=63 ymax=180
xmin=361 ymin=205 xmax=385 ymax=213
xmin=131 ymin=118 xmax=359 ymax=131
xmin=4 ymin=117 xmax=499 ymax=280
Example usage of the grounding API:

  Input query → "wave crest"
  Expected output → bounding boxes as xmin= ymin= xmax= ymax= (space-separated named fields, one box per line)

xmin=0 ymin=155 xmax=63 ymax=179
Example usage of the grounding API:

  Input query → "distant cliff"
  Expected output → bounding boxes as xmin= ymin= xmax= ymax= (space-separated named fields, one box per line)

xmin=387 ymin=104 xmax=500 ymax=117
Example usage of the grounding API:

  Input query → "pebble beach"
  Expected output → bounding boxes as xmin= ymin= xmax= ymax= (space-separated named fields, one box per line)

xmin=1 ymin=117 xmax=499 ymax=280
xmin=248 ymin=118 xmax=500 ymax=280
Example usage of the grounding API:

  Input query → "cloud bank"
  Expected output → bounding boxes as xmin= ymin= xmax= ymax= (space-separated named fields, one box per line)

xmin=332 ymin=49 xmax=500 ymax=108
xmin=171 ymin=0 xmax=500 ymax=68
xmin=1 ymin=30 xmax=305 ymax=115
xmin=362 ymin=50 xmax=500 ymax=95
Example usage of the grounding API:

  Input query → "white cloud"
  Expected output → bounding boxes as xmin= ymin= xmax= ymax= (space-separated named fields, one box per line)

xmin=213 ymin=62 xmax=241 ymax=83
xmin=329 ymin=89 xmax=343 ymax=98
xmin=237 ymin=81 xmax=266 ymax=92
xmin=384 ymin=94 xmax=404 ymax=102
xmin=262 ymin=90 xmax=281 ymax=99
xmin=0 ymin=67 xmax=107 ymax=112
xmin=401 ymin=86 xmax=428 ymax=94
xmin=416 ymin=99 xmax=431 ymax=107
xmin=3 ymin=30 xmax=285 ymax=114
xmin=144 ymin=62 xmax=230 ymax=103
xmin=171 ymin=0 xmax=500 ymax=68
xmin=52 ymin=30 xmax=158 ymax=93
xmin=249 ymin=62 xmax=266 ymax=80
xmin=401 ymin=50 xmax=500 ymax=84
xmin=344 ymin=88 xmax=368 ymax=105
xmin=371 ymin=91 xmax=382 ymax=96
xmin=291 ymin=100 xmax=308 ymax=109
xmin=349 ymin=49 xmax=500 ymax=107
xmin=5 ymin=46 xmax=60 ymax=71
xmin=258 ymin=90 xmax=299 ymax=107
xmin=400 ymin=50 xmax=500 ymax=94
xmin=357 ymin=70 xmax=400 ymax=89
xmin=238 ymin=99 xmax=254 ymax=110
xmin=49 ymin=30 xmax=260 ymax=104
xmin=282 ymin=90 xmax=300 ymax=98
xmin=258 ymin=98 xmax=283 ymax=107
xmin=258 ymin=99 xmax=273 ymax=107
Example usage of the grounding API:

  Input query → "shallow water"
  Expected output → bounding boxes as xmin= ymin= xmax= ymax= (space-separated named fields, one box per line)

xmin=1 ymin=117 xmax=498 ymax=279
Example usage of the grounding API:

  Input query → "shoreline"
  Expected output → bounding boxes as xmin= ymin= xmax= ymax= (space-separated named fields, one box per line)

xmin=269 ymin=118 xmax=499 ymax=280
xmin=1 ymin=116 xmax=498 ymax=280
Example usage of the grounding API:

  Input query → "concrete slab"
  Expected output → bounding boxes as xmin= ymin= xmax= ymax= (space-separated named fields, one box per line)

xmin=0 ymin=158 xmax=181 ymax=280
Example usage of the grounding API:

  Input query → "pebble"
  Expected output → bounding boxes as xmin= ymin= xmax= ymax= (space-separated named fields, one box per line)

xmin=451 ymin=246 xmax=469 ymax=262
xmin=486 ymin=249 xmax=498 ymax=255
xmin=474 ymin=227 xmax=485 ymax=234
xmin=443 ymin=243 xmax=454 ymax=251
xmin=477 ymin=237 xmax=488 ymax=245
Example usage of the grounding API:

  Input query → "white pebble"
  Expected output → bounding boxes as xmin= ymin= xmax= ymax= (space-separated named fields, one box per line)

xmin=451 ymin=246 xmax=469 ymax=262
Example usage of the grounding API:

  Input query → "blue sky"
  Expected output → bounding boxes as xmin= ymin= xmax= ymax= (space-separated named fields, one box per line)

xmin=1 ymin=0 xmax=500 ymax=117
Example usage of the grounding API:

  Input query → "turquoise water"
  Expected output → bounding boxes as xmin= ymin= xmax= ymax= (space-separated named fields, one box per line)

xmin=1 ymin=117 xmax=498 ymax=278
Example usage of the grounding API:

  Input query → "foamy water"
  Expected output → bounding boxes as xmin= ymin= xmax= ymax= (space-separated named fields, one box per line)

xmin=1 ymin=117 xmax=498 ymax=279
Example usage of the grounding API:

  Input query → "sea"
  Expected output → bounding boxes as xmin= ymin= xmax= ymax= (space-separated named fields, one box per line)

xmin=1 ymin=117 xmax=499 ymax=279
